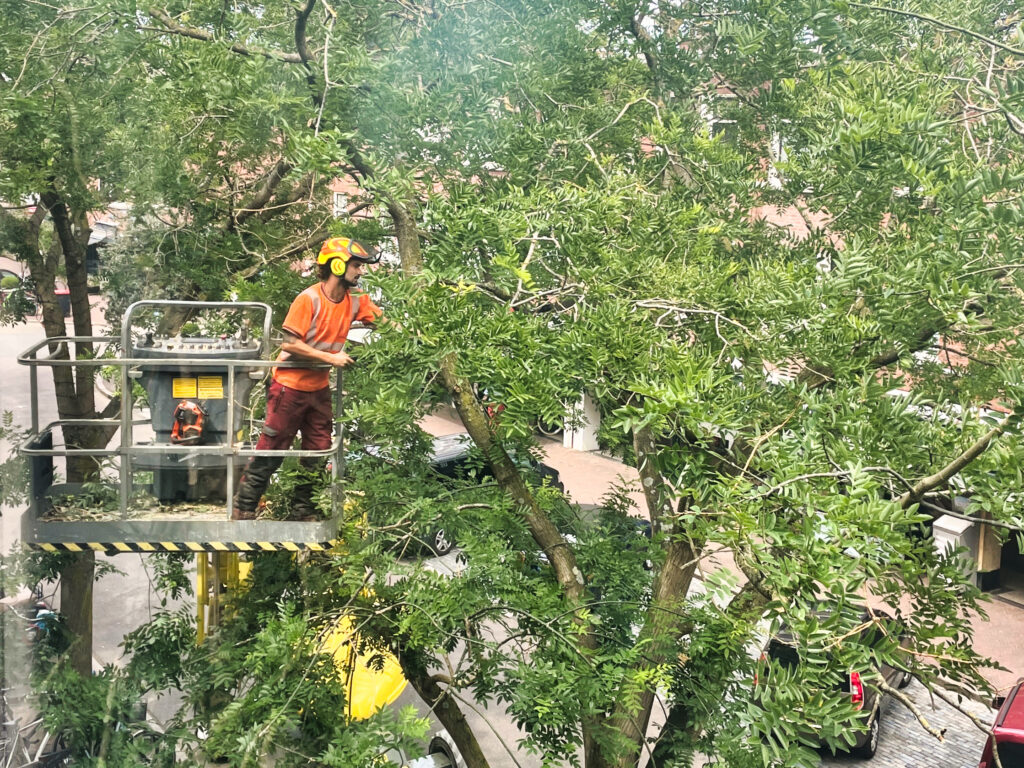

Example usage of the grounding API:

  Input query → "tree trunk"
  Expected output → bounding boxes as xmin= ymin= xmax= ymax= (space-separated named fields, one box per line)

xmin=601 ymin=427 xmax=702 ymax=768
xmin=60 ymin=551 xmax=94 ymax=676
xmin=405 ymin=666 xmax=491 ymax=768
xmin=33 ymin=192 xmax=99 ymax=678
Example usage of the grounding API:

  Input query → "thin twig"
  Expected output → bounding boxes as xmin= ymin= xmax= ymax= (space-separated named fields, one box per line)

xmin=144 ymin=7 xmax=304 ymax=62
xmin=635 ymin=300 xmax=752 ymax=334
xmin=849 ymin=2 xmax=1024 ymax=57
xmin=876 ymin=677 xmax=946 ymax=742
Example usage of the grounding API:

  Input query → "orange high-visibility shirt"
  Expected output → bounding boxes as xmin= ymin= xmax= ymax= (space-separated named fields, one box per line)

xmin=272 ymin=283 xmax=381 ymax=391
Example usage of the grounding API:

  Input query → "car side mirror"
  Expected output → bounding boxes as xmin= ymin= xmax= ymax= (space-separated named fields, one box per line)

xmin=992 ymin=695 xmax=1006 ymax=709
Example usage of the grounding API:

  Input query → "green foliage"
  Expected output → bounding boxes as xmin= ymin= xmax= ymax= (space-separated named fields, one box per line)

xmin=33 ymin=664 xmax=172 ymax=767
xmin=0 ymin=410 xmax=30 ymax=507
xmin=0 ymin=281 xmax=34 ymax=326
xmin=6 ymin=0 xmax=1024 ymax=765
xmin=122 ymin=606 xmax=195 ymax=692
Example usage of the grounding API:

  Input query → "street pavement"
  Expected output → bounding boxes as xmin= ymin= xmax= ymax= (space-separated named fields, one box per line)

xmin=820 ymin=679 xmax=992 ymax=768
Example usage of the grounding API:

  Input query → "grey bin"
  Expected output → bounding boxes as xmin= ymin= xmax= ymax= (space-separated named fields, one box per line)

xmin=133 ymin=337 xmax=263 ymax=502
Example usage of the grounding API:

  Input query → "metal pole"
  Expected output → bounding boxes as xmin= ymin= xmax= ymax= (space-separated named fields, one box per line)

xmin=119 ymin=352 xmax=131 ymax=519
xmin=333 ymin=370 xmax=344 ymax=518
xmin=29 ymin=365 xmax=38 ymax=436
xmin=226 ymin=361 xmax=236 ymax=519
xmin=209 ymin=552 xmax=221 ymax=631
xmin=196 ymin=552 xmax=207 ymax=645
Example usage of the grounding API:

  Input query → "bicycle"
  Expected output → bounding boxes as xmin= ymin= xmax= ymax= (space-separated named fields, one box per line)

xmin=2 ymin=714 xmax=70 ymax=768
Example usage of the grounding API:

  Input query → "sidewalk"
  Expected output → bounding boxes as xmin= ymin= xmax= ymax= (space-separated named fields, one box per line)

xmin=419 ymin=407 xmax=647 ymax=510
xmin=418 ymin=407 xmax=1024 ymax=693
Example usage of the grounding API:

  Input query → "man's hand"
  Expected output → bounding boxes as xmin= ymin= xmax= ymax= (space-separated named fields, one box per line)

xmin=328 ymin=350 xmax=355 ymax=367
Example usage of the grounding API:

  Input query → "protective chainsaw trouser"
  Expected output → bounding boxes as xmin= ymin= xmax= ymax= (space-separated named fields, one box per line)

xmin=233 ymin=455 xmax=283 ymax=517
xmin=232 ymin=381 xmax=333 ymax=520
xmin=288 ymin=457 xmax=328 ymax=520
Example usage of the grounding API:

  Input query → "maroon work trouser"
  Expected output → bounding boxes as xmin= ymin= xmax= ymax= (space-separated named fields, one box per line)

xmin=235 ymin=381 xmax=333 ymax=512
xmin=256 ymin=380 xmax=333 ymax=451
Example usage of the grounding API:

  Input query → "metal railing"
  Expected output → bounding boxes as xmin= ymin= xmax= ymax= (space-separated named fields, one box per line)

xmin=16 ymin=301 xmax=347 ymax=522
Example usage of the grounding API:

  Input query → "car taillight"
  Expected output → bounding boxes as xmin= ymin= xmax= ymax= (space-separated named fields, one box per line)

xmin=849 ymin=671 xmax=864 ymax=710
xmin=754 ymin=652 xmax=766 ymax=687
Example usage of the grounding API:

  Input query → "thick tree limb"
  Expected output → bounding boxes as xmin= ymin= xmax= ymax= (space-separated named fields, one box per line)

xmin=293 ymin=0 xmax=322 ymax=104
xmin=897 ymin=419 xmax=1008 ymax=507
xmin=39 ymin=190 xmax=96 ymax=420
xmin=436 ymin=353 xmax=602 ymax=764
xmin=145 ymin=7 xmax=304 ymax=63
xmin=404 ymin=663 xmax=491 ymax=768
xmin=226 ymin=159 xmax=294 ymax=232
xmin=255 ymin=173 xmax=316 ymax=223
xmin=294 ymin=0 xmax=318 ymax=68
xmin=798 ymin=318 xmax=947 ymax=388
xmin=601 ymin=427 xmax=703 ymax=768
xmin=634 ymin=425 xmax=676 ymax=534
xmin=628 ymin=14 xmax=662 ymax=97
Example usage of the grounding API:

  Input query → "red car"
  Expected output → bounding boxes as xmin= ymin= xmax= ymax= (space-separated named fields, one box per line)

xmin=980 ymin=678 xmax=1024 ymax=767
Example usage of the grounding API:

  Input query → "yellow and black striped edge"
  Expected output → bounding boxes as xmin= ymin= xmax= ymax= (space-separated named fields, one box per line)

xmin=28 ymin=540 xmax=340 ymax=554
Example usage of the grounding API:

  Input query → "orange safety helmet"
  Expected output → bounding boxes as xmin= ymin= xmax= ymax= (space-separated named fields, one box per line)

xmin=317 ymin=237 xmax=380 ymax=276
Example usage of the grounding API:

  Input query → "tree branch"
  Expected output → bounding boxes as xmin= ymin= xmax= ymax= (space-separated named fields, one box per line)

xmin=897 ymin=419 xmax=1008 ymax=507
xmin=404 ymin=662 xmax=492 ymax=768
xmin=255 ymin=173 xmax=316 ymax=223
xmin=144 ymin=7 xmax=304 ymax=63
xmin=293 ymin=0 xmax=321 ymax=104
xmin=919 ymin=499 xmax=1024 ymax=533
xmin=224 ymin=158 xmax=294 ymax=232
xmin=601 ymin=426 xmax=702 ymax=767
xmin=876 ymin=677 xmax=947 ymax=742
xmin=798 ymin=318 xmax=948 ymax=388
xmin=848 ymin=2 xmax=1024 ymax=57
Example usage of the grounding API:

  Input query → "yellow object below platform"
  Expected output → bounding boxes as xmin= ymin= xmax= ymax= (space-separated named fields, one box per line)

xmin=320 ymin=616 xmax=408 ymax=721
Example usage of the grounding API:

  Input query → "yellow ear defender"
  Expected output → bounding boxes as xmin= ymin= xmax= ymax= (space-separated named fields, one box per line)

xmin=330 ymin=257 xmax=346 ymax=276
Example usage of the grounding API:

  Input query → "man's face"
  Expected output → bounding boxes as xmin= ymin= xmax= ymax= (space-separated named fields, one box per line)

xmin=344 ymin=259 xmax=367 ymax=284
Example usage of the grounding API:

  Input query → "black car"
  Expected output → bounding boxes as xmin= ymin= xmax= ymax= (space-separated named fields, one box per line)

xmin=428 ymin=432 xmax=563 ymax=488
xmin=354 ymin=432 xmax=563 ymax=557
xmin=757 ymin=606 xmax=912 ymax=759
xmin=425 ymin=432 xmax=563 ymax=555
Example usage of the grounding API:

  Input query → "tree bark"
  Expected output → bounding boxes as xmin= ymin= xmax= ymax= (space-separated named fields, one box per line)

xmin=602 ymin=427 xmax=702 ymax=768
xmin=17 ymin=191 xmax=101 ymax=679
xmin=60 ymin=551 xmax=95 ymax=677
xmin=405 ymin=665 xmax=491 ymax=768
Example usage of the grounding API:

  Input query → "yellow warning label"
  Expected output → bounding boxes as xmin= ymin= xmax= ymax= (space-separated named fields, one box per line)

xmin=172 ymin=378 xmax=197 ymax=398
xmin=198 ymin=376 xmax=224 ymax=400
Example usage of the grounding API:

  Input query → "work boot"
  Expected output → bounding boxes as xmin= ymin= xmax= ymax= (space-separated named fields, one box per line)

xmin=233 ymin=455 xmax=282 ymax=520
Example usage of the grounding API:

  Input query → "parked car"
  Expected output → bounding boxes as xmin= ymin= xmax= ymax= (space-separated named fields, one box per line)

xmin=353 ymin=432 xmax=563 ymax=557
xmin=428 ymin=432 xmax=563 ymax=491
xmin=757 ymin=606 xmax=912 ymax=759
xmin=980 ymin=678 xmax=1024 ymax=767
xmin=424 ymin=432 xmax=563 ymax=555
